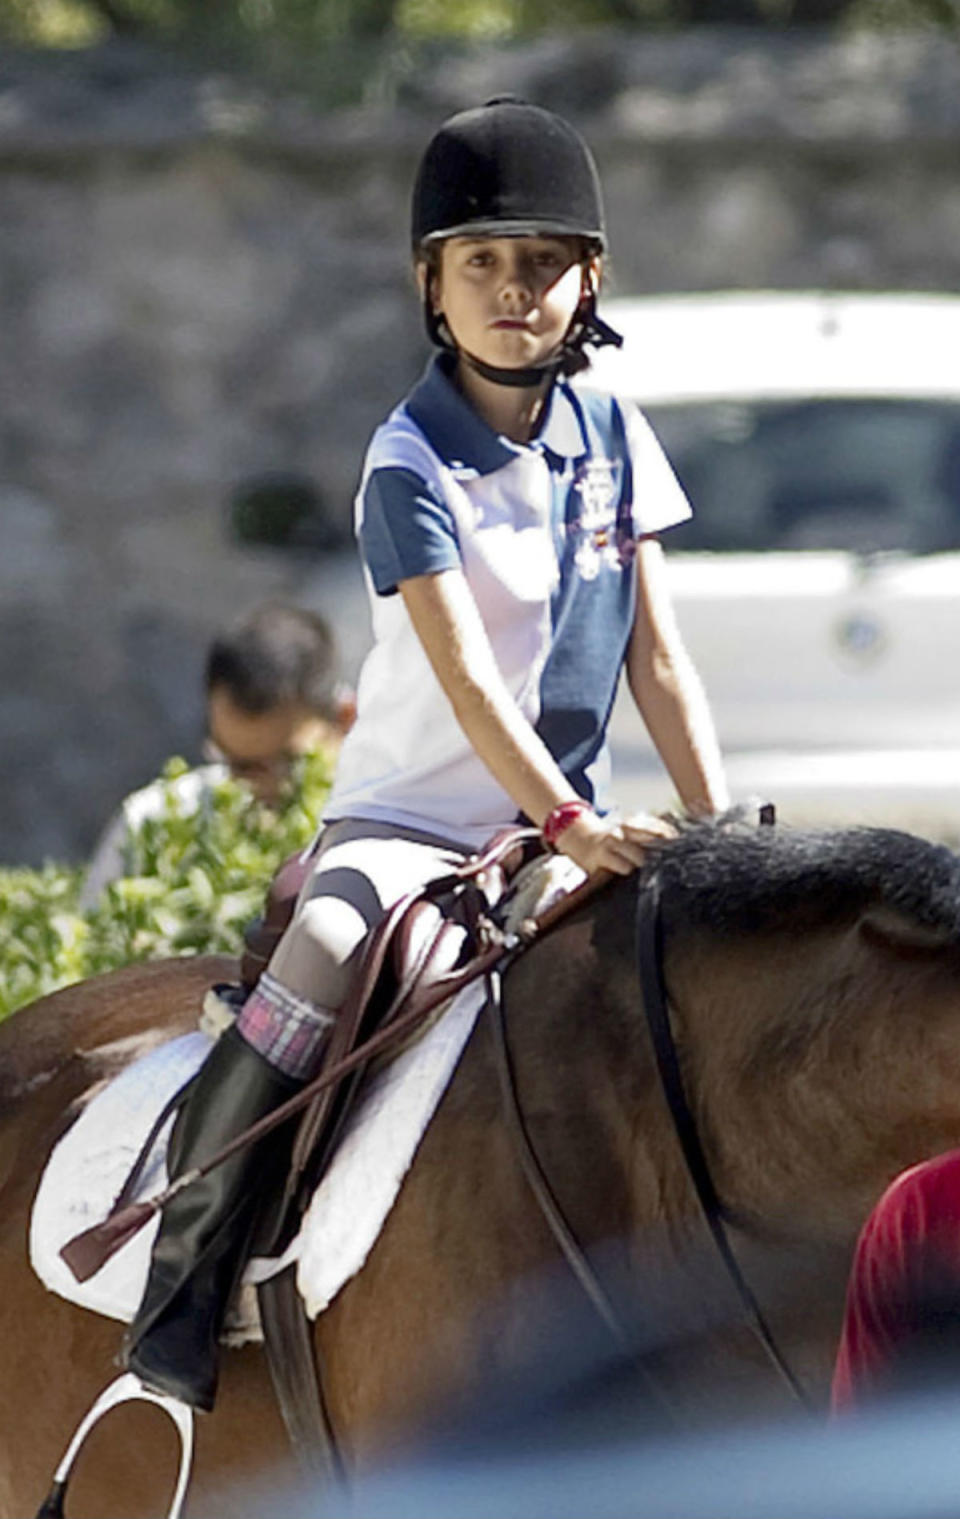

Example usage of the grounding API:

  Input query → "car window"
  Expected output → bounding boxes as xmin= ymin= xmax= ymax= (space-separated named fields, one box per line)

xmin=645 ymin=400 xmax=960 ymax=555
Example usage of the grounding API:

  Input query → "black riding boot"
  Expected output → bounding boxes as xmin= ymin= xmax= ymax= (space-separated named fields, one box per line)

xmin=123 ymin=1025 xmax=301 ymax=1411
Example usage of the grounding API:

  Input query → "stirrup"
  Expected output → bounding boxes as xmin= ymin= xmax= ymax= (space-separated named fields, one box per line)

xmin=34 ymin=1372 xmax=195 ymax=1519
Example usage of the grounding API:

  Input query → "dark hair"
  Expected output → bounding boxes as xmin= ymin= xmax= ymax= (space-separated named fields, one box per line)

xmin=204 ymin=603 xmax=339 ymax=719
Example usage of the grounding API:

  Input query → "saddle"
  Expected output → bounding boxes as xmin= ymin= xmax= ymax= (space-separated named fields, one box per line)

xmin=243 ymin=826 xmax=537 ymax=1246
xmin=239 ymin=828 xmax=530 ymax=997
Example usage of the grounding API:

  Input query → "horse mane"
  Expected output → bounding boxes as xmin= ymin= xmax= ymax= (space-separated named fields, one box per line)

xmin=646 ymin=820 xmax=960 ymax=943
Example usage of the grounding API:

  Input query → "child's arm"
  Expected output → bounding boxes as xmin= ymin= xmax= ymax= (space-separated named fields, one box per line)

xmin=625 ymin=537 xmax=729 ymax=817
xmin=399 ymin=569 xmax=674 ymax=877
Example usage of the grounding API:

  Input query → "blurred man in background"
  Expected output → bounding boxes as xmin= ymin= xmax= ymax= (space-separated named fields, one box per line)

xmin=81 ymin=602 xmax=354 ymax=907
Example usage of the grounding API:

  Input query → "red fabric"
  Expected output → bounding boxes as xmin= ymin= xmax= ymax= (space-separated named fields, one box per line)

xmin=832 ymin=1148 xmax=960 ymax=1412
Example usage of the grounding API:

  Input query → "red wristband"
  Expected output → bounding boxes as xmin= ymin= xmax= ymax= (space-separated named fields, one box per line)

xmin=542 ymin=800 xmax=593 ymax=849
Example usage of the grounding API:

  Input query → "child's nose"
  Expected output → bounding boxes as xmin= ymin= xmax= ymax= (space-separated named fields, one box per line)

xmin=499 ymin=256 xmax=533 ymax=298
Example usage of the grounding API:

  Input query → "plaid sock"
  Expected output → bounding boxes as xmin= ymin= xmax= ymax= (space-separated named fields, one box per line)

xmin=236 ymin=970 xmax=335 ymax=1081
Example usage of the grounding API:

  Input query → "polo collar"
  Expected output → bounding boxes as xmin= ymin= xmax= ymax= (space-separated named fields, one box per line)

xmin=405 ymin=355 xmax=588 ymax=478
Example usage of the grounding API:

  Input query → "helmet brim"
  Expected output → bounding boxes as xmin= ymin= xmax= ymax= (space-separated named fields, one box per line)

xmin=418 ymin=219 xmax=605 ymax=248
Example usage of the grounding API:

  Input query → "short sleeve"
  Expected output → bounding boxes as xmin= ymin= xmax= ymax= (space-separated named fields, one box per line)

xmin=620 ymin=400 xmax=693 ymax=538
xmin=360 ymin=466 xmax=462 ymax=596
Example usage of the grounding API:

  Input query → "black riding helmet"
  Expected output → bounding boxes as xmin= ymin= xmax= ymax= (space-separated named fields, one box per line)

xmin=412 ymin=97 xmax=622 ymax=386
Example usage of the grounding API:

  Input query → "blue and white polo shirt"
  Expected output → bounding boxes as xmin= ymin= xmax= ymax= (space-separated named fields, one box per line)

xmin=324 ymin=355 xmax=691 ymax=849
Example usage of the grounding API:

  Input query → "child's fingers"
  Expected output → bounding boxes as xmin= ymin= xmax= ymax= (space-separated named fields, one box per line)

xmin=556 ymin=812 xmax=674 ymax=877
xmin=619 ymin=812 xmax=677 ymax=842
xmin=587 ymin=830 xmax=651 ymax=876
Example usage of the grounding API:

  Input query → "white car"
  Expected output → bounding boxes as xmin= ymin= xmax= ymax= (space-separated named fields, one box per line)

xmin=585 ymin=292 xmax=960 ymax=832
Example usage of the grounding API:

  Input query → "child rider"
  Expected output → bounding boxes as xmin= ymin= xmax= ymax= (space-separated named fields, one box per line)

xmin=121 ymin=97 xmax=730 ymax=1413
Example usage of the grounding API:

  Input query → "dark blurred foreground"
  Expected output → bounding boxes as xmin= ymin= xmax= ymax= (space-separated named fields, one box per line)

xmin=187 ymin=1236 xmax=960 ymax=1519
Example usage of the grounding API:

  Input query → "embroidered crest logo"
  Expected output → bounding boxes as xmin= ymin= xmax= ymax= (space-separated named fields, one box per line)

xmin=571 ymin=456 xmax=625 ymax=580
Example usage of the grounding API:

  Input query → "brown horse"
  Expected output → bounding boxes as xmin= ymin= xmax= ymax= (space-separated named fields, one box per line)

xmin=6 ymin=821 xmax=960 ymax=1517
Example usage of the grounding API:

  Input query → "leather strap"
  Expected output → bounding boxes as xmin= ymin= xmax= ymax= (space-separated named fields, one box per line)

xmin=487 ymin=968 xmax=629 ymax=1344
xmin=257 ymin=1266 xmax=344 ymax=1486
xmin=635 ymin=875 xmax=811 ymax=1408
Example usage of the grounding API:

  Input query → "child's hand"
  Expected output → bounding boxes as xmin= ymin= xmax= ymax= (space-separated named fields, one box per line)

xmin=556 ymin=810 xmax=676 ymax=878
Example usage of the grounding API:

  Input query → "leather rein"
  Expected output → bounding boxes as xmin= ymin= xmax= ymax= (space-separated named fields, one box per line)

xmin=488 ymin=862 xmax=812 ymax=1413
xmin=632 ymin=873 xmax=811 ymax=1408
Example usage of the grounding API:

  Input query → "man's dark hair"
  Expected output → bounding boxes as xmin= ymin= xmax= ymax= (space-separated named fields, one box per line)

xmin=204 ymin=603 xmax=339 ymax=718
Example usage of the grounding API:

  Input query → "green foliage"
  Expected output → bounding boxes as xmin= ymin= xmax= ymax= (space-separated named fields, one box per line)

xmin=0 ymin=0 xmax=105 ymax=43
xmin=396 ymin=0 xmax=612 ymax=38
xmin=4 ymin=0 xmax=959 ymax=49
xmin=0 ymin=750 xmax=333 ymax=1023
xmin=0 ymin=861 xmax=90 ymax=1021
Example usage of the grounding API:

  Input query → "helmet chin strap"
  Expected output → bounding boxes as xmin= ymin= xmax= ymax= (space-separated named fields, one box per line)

xmin=460 ymin=348 xmax=564 ymax=388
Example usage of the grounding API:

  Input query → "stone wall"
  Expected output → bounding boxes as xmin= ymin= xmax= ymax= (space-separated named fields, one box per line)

xmin=3 ymin=30 xmax=960 ymax=864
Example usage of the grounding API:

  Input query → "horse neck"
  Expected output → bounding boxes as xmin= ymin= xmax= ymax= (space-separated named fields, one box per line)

xmin=502 ymin=881 xmax=699 ymax=1248
xmin=669 ymin=916 xmax=960 ymax=1245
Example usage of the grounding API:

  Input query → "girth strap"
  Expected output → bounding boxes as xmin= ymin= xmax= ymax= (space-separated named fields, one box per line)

xmin=257 ymin=1265 xmax=345 ymax=1487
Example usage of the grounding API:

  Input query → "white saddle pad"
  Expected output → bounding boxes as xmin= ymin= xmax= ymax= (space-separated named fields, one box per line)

xmin=29 ymin=855 xmax=584 ymax=1344
xmin=29 ymin=983 xmax=485 ymax=1344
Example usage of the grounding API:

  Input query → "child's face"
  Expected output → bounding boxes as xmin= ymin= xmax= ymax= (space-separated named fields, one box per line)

xmin=425 ymin=235 xmax=593 ymax=373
